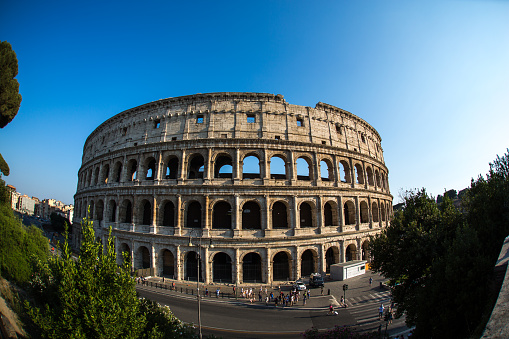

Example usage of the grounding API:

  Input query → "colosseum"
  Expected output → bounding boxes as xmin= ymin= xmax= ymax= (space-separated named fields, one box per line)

xmin=72 ymin=92 xmax=392 ymax=284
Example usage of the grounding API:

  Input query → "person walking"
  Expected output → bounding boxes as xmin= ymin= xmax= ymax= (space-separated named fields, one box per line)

xmin=216 ymin=288 xmax=220 ymax=298
xmin=378 ymin=303 xmax=384 ymax=320
xmin=369 ymin=277 xmax=373 ymax=286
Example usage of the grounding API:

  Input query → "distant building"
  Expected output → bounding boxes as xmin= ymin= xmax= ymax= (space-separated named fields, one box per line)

xmin=4 ymin=184 xmax=73 ymax=221
xmin=17 ymin=194 xmax=36 ymax=215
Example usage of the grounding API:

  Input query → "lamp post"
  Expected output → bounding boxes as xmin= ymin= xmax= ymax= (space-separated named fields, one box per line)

xmin=189 ymin=231 xmax=213 ymax=339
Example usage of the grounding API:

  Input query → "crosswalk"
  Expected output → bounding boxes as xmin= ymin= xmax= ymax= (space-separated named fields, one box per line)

xmin=341 ymin=291 xmax=407 ymax=334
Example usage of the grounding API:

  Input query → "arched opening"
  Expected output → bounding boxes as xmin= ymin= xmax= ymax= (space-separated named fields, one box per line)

xmin=360 ymin=201 xmax=369 ymax=223
xmin=381 ymin=203 xmax=386 ymax=221
xmin=344 ymin=201 xmax=356 ymax=225
xmin=122 ymin=200 xmax=132 ymax=223
xmin=296 ymin=157 xmax=311 ymax=181
xmin=89 ymin=201 xmax=95 ymax=219
xmin=339 ymin=160 xmax=351 ymax=183
xmin=187 ymin=154 xmax=204 ymax=179
xmin=145 ymin=158 xmax=156 ymax=180
xmin=141 ymin=200 xmax=152 ymax=225
xmin=161 ymin=249 xmax=174 ymax=277
xmin=242 ymin=252 xmax=262 ymax=282
xmin=185 ymin=251 xmax=202 ymax=281
xmin=366 ymin=167 xmax=374 ymax=186
xmin=101 ymin=164 xmax=110 ymax=184
xmin=272 ymin=201 xmax=288 ymax=229
xmin=325 ymin=247 xmax=340 ymax=273
xmin=345 ymin=244 xmax=357 ymax=262
xmin=214 ymin=155 xmax=233 ymax=179
xmin=242 ymin=155 xmax=260 ymax=179
xmin=95 ymin=200 xmax=104 ymax=221
xmin=113 ymin=161 xmax=122 ymax=183
xmin=324 ymin=202 xmax=333 ymax=226
xmin=242 ymin=201 xmax=261 ymax=229
xmin=320 ymin=160 xmax=333 ymax=181
xmin=108 ymin=200 xmax=116 ymax=222
xmin=119 ymin=243 xmax=131 ymax=265
xmin=165 ymin=157 xmax=179 ymax=179
xmin=162 ymin=201 xmax=175 ymax=226
xmin=273 ymin=251 xmax=290 ymax=281
xmin=354 ymin=164 xmax=364 ymax=184
xmin=361 ymin=241 xmax=369 ymax=260
xmin=212 ymin=201 xmax=232 ymax=229
xmin=213 ymin=252 xmax=232 ymax=283
xmin=94 ymin=167 xmax=100 ymax=186
xmin=136 ymin=246 xmax=151 ymax=270
xmin=375 ymin=169 xmax=381 ymax=187
xmin=186 ymin=201 xmax=202 ymax=228
xmin=270 ymin=156 xmax=286 ymax=179
xmin=301 ymin=249 xmax=316 ymax=277
xmin=299 ymin=202 xmax=313 ymax=227
xmin=127 ymin=159 xmax=137 ymax=181
xmin=372 ymin=202 xmax=379 ymax=223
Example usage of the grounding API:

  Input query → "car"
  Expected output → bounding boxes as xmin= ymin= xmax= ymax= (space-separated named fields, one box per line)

xmin=309 ymin=273 xmax=324 ymax=288
xmin=293 ymin=280 xmax=307 ymax=291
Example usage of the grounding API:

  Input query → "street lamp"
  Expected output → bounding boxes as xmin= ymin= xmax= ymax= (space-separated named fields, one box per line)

xmin=188 ymin=231 xmax=213 ymax=339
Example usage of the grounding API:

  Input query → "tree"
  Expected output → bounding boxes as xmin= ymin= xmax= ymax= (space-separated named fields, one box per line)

xmin=27 ymin=217 xmax=147 ymax=338
xmin=0 ymin=179 xmax=48 ymax=283
xmin=0 ymin=153 xmax=9 ymax=177
xmin=369 ymin=150 xmax=509 ymax=338
xmin=0 ymin=41 xmax=22 ymax=128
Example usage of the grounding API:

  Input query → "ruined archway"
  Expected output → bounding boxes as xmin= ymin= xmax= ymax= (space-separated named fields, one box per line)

xmin=242 ymin=252 xmax=262 ymax=283
xmin=213 ymin=252 xmax=232 ymax=283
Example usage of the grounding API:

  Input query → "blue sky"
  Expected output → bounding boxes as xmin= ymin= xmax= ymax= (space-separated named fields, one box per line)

xmin=1 ymin=0 xmax=508 ymax=205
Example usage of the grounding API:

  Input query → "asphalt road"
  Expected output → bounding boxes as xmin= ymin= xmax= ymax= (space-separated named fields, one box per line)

xmin=137 ymin=287 xmax=357 ymax=338
xmin=136 ymin=277 xmax=411 ymax=338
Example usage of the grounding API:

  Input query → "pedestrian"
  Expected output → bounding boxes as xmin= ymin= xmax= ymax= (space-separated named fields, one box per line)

xmin=162 ymin=276 xmax=165 ymax=283
xmin=233 ymin=286 xmax=236 ymax=296
xmin=259 ymin=292 xmax=262 ymax=302
xmin=340 ymin=295 xmax=344 ymax=306
xmin=216 ymin=288 xmax=220 ymax=298
xmin=329 ymin=304 xmax=334 ymax=315
xmin=321 ymin=286 xmax=324 ymax=295
xmin=205 ymin=288 xmax=209 ymax=297
xmin=369 ymin=277 xmax=373 ymax=286
xmin=270 ymin=292 xmax=273 ymax=301
xmin=379 ymin=303 xmax=384 ymax=320
xmin=303 ymin=294 xmax=307 ymax=305
xmin=265 ymin=287 xmax=268 ymax=295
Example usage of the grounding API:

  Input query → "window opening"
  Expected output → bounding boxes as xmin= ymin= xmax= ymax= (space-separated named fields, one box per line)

xmin=196 ymin=115 xmax=204 ymax=124
xmin=247 ymin=114 xmax=256 ymax=123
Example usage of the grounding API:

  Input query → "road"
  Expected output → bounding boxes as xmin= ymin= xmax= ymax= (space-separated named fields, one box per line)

xmin=137 ymin=274 xmax=410 ymax=338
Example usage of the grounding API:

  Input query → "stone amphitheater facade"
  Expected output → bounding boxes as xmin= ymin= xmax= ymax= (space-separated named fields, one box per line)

xmin=72 ymin=92 xmax=392 ymax=284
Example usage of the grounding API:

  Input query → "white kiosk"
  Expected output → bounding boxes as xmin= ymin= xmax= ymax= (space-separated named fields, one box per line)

xmin=330 ymin=260 xmax=367 ymax=281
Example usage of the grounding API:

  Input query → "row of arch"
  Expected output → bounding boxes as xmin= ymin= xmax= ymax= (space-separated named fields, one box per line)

xmin=77 ymin=196 xmax=392 ymax=229
xmin=119 ymin=242 xmax=368 ymax=283
xmin=78 ymin=150 xmax=389 ymax=191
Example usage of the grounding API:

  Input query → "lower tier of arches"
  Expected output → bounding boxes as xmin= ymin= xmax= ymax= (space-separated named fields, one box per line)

xmin=73 ymin=225 xmax=376 ymax=284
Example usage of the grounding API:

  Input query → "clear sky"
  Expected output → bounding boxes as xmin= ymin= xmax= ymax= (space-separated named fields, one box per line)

xmin=1 ymin=0 xmax=508 ymax=205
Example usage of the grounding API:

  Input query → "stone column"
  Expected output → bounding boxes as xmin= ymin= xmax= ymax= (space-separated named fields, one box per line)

xmin=175 ymin=195 xmax=182 ymax=235
xmin=316 ymin=196 xmax=323 ymax=231
xmin=178 ymin=149 xmax=186 ymax=184
xmin=355 ymin=196 xmax=360 ymax=230
xmin=152 ymin=244 xmax=157 ymax=276
xmin=234 ymin=148 xmax=241 ymax=183
xmin=203 ymin=246 xmax=210 ymax=284
xmin=264 ymin=195 xmax=271 ymax=230
xmin=292 ymin=196 xmax=299 ymax=229
xmin=295 ymin=246 xmax=301 ymax=280
xmin=235 ymin=248 xmax=241 ymax=284
xmin=266 ymin=247 xmax=272 ymax=284
xmin=289 ymin=151 xmax=296 ymax=183
xmin=156 ymin=151 xmax=163 ymax=181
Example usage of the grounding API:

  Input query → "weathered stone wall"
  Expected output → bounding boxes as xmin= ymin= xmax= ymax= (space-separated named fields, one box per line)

xmin=73 ymin=92 xmax=392 ymax=284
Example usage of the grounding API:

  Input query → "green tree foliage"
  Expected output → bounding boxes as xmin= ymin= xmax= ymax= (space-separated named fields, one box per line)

xmin=369 ymin=150 xmax=509 ymax=338
xmin=26 ymin=215 xmax=198 ymax=338
xmin=49 ymin=212 xmax=71 ymax=234
xmin=0 ymin=153 xmax=9 ymax=177
xmin=27 ymin=217 xmax=147 ymax=338
xmin=0 ymin=41 xmax=22 ymax=129
xmin=0 ymin=179 xmax=48 ymax=283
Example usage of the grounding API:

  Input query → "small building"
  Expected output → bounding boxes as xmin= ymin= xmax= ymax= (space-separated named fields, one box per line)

xmin=330 ymin=260 xmax=367 ymax=281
